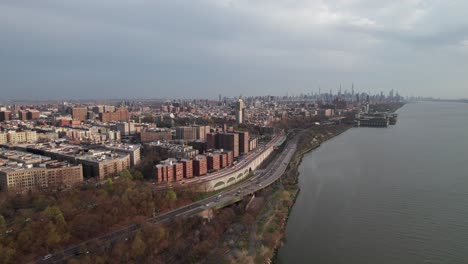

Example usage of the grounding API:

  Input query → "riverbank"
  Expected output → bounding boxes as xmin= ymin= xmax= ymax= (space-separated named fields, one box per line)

xmin=268 ymin=125 xmax=351 ymax=263
xmin=215 ymin=124 xmax=351 ymax=263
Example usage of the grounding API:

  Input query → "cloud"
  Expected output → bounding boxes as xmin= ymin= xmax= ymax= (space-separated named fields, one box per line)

xmin=0 ymin=0 xmax=467 ymax=99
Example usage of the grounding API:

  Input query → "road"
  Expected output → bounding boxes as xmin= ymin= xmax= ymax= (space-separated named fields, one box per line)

xmin=37 ymin=134 xmax=298 ymax=263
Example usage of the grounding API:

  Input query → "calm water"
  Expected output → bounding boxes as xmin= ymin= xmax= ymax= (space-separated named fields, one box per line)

xmin=277 ymin=102 xmax=468 ymax=264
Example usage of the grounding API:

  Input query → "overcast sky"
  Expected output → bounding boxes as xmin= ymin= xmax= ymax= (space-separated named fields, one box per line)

xmin=1 ymin=0 xmax=468 ymax=100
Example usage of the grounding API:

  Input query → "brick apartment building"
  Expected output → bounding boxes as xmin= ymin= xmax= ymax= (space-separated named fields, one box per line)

xmin=207 ymin=153 xmax=221 ymax=171
xmin=193 ymin=155 xmax=207 ymax=176
xmin=181 ymin=159 xmax=193 ymax=178
xmin=72 ymin=107 xmax=88 ymax=121
xmin=237 ymin=131 xmax=249 ymax=155
xmin=139 ymin=129 xmax=172 ymax=143
xmin=0 ymin=111 xmax=11 ymax=122
xmin=99 ymin=107 xmax=129 ymax=122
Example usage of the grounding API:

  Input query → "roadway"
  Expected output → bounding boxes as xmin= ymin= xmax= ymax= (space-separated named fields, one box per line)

xmin=37 ymin=134 xmax=298 ymax=264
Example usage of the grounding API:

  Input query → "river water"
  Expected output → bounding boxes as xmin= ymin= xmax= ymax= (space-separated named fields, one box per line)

xmin=277 ymin=102 xmax=468 ymax=264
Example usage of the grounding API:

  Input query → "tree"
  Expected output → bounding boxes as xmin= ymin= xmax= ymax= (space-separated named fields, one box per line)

xmin=44 ymin=206 xmax=66 ymax=226
xmin=141 ymin=115 xmax=155 ymax=124
xmin=0 ymin=245 xmax=16 ymax=264
xmin=119 ymin=169 xmax=133 ymax=181
xmin=166 ymin=190 xmax=177 ymax=203
xmin=132 ymin=170 xmax=144 ymax=181
xmin=105 ymin=179 xmax=114 ymax=194
xmin=45 ymin=222 xmax=62 ymax=246
xmin=0 ymin=214 xmax=5 ymax=231
xmin=130 ymin=233 xmax=146 ymax=259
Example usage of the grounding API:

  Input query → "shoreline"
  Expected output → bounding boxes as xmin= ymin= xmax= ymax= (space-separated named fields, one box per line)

xmin=271 ymin=126 xmax=351 ymax=262
xmin=239 ymin=124 xmax=352 ymax=263
xmin=269 ymin=105 xmax=406 ymax=263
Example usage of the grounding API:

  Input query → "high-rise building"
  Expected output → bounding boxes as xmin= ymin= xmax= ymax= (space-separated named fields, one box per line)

xmin=0 ymin=111 xmax=11 ymax=122
xmin=72 ymin=107 xmax=88 ymax=121
xmin=18 ymin=110 xmax=41 ymax=121
xmin=207 ymin=153 xmax=221 ymax=171
xmin=173 ymin=162 xmax=183 ymax=181
xmin=219 ymin=133 xmax=239 ymax=157
xmin=116 ymin=122 xmax=136 ymax=136
xmin=236 ymin=98 xmax=245 ymax=124
xmin=4 ymin=131 xmax=37 ymax=144
xmin=175 ymin=125 xmax=210 ymax=141
xmin=206 ymin=133 xmax=217 ymax=150
xmin=92 ymin=105 xmax=104 ymax=114
xmin=139 ymin=129 xmax=173 ymax=143
xmin=27 ymin=110 xmax=40 ymax=120
xmin=0 ymin=162 xmax=83 ymax=192
xmin=175 ymin=126 xmax=195 ymax=141
xmin=181 ymin=159 xmax=193 ymax=178
xmin=237 ymin=131 xmax=249 ymax=155
xmin=19 ymin=110 xmax=28 ymax=121
xmin=193 ymin=155 xmax=207 ymax=176
xmin=99 ymin=107 xmax=129 ymax=122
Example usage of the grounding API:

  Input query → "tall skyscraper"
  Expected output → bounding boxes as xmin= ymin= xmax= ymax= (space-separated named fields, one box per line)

xmin=236 ymin=98 xmax=245 ymax=124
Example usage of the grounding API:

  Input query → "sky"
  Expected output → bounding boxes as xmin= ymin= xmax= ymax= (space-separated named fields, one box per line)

xmin=1 ymin=0 xmax=468 ymax=100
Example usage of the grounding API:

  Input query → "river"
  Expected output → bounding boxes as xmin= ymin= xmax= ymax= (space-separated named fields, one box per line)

xmin=277 ymin=102 xmax=468 ymax=264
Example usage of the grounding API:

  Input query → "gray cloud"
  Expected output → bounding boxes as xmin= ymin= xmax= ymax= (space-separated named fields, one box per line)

xmin=1 ymin=0 xmax=467 ymax=100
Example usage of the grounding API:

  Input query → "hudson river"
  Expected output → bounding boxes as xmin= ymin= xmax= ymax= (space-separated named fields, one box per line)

xmin=277 ymin=102 xmax=468 ymax=264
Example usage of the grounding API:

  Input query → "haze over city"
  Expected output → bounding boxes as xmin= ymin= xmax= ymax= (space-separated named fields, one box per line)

xmin=2 ymin=0 xmax=468 ymax=100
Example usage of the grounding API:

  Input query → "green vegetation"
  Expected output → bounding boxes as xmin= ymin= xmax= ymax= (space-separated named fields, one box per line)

xmin=0 ymin=169 xmax=210 ymax=263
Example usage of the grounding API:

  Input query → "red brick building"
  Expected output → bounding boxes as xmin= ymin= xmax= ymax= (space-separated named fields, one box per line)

xmin=193 ymin=155 xmax=207 ymax=176
xmin=139 ymin=129 xmax=172 ymax=142
xmin=72 ymin=107 xmax=87 ymax=121
xmin=99 ymin=107 xmax=129 ymax=122
xmin=226 ymin=151 xmax=234 ymax=165
xmin=0 ymin=111 xmax=11 ymax=122
xmin=206 ymin=133 xmax=217 ymax=150
xmin=219 ymin=152 xmax=228 ymax=168
xmin=173 ymin=162 xmax=184 ymax=181
xmin=27 ymin=110 xmax=40 ymax=120
xmin=155 ymin=164 xmax=168 ymax=182
xmin=19 ymin=110 xmax=28 ymax=121
xmin=237 ymin=131 xmax=249 ymax=155
xmin=181 ymin=159 xmax=193 ymax=178
xmin=207 ymin=153 xmax=221 ymax=171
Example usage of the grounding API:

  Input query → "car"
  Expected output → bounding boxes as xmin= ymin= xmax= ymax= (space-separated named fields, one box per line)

xmin=42 ymin=254 xmax=52 ymax=260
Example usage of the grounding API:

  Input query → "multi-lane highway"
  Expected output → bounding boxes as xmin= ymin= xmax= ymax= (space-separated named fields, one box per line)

xmin=37 ymin=134 xmax=298 ymax=263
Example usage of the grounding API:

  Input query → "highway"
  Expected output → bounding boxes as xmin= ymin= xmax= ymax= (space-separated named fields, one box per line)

xmin=37 ymin=134 xmax=298 ymax=263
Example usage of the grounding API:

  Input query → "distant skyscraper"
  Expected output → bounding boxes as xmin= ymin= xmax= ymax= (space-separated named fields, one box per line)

xmin=236 ymin=98 xmax=245 ymax=124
